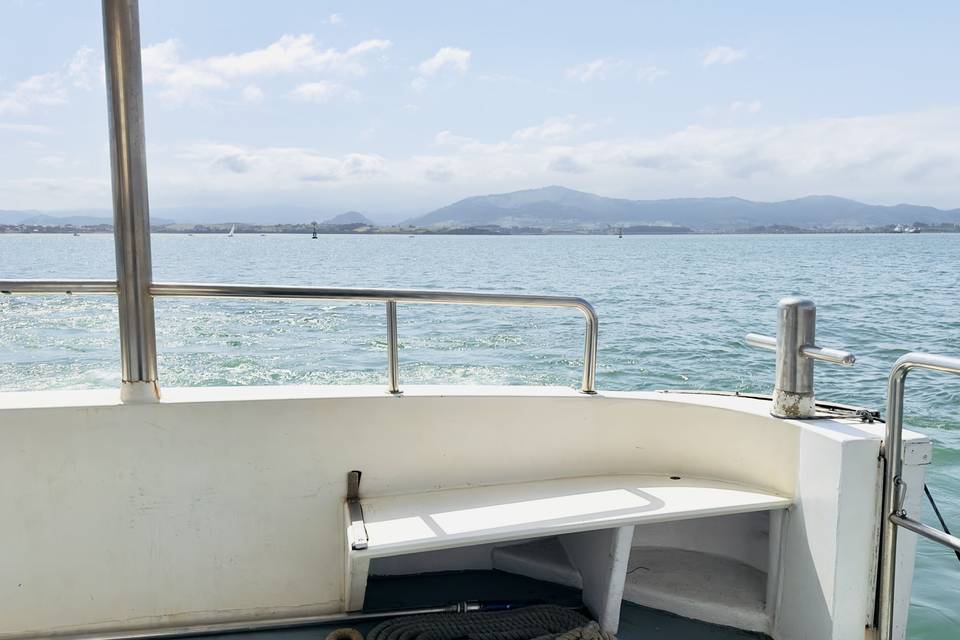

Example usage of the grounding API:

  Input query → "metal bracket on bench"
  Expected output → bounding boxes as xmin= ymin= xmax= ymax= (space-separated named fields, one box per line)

xmin=347 ymin=470 xmax=369 ymax=551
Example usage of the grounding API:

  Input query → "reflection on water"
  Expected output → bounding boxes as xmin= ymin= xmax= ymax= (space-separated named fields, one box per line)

xmin=1 ymin=232 xmax=958 ymax=637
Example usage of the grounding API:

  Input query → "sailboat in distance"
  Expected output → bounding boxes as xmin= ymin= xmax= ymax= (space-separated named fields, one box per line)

xmin=228 ymin=224 xmax=236 ymax=238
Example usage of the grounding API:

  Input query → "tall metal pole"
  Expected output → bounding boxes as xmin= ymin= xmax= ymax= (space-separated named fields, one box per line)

xmin=102 ymin=0 xmax=159 ymax=402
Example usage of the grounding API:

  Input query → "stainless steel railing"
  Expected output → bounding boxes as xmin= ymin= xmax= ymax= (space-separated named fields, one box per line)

xmin=0 ymin=279 xmax=599 ymax=395
xmin=877 ymin=352 xmax=960 ymax=640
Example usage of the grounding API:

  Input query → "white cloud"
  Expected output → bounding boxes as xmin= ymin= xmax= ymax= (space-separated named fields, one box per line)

xmin=0 ymin=46 xmax=98 ymax=116
xmin=702 ymin=45 xmax=747 ymax=66
xmin=566 ymin=58 xmax=664 ymax=84
xmin=406 ymin=108 xmax=960 ymax=206
xmin=433 ymin=130 xmax=516 ymax=155
xmin=0 ymin=73 xmax=67 ymax=115
xmin=513 ymin=115 xmax=596 ymax=142
xmin=565 ymin=58 xmax=619 ymax=83
xmin=241 ymin=84 xmax=264 ymax=103
xmin=637 ymin=65 xmax=668 ymax=84
xmin=547 ymin=155 xmax=588 ymax=174
xmin=700 ymin=101 xmax=764 ymax=118
xmin=37 ymin=154 xmax=67 ymax=167
xmin=417 ymin=47 xmax=471 ymax=76
xmin=141 ymin=35 xmax=391 ymax=103
xmin=179 ymin=142 xmax=386 ymax=184
xmin=67 ymin=46 xmax=95 ymax=89
xmin=325 ymin=13 xmax=343 ymax=25
xmin=434 ymin=130 xmax=476 ymax=147
xmin=0 ymin=176 xmax=110 ymax=209
xmin=412 ymin=47 xmax=471 ymax=91
xmin=289 ymin=81 xmax=361 ymax=103
xmin=8 ymin=108 xmax=960 ymax=212
xmin=0 ymin=46 xmax=96 ymax=116
xmin=0 ymin=122 xmax=54 ymax=134
xmin=729 ymin=100 xmax=762 ymax=114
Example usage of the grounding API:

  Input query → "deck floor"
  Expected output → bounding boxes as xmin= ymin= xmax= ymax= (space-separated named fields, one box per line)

xmin=185 ymin=570 xmax=769 ymax=640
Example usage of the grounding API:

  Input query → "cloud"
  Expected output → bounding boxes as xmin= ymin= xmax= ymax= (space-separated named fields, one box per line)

xmin=181 ymin=142 xmax=386 ymax=185
xmin=325 ymin=13 xmax=343 ymax=25
xmin=0 ymin=176 xmax=110 ymax=209
xmin=565 ymin=58 xmax=620 ymax=83
xmin=0 ymin=46 xmax=97 ymax=116
xmin=729 ymin=100 xmax=762 ymax=114
xmin=417 ymin=47 xmax=471 ymax=76
xmin=547 ymin=155 xmax=588 ymax=174
xmin=141 ymin=35 xmax=391 ymax=103
xmin=700 ymin=101 xmax=764 ymax=118
xmin=433 ymin=130 xmax=516 ymax=155
xmin=409 ymin=108 xmax=960 ymax=206
xmin=241 ymin=84 xmax=264 ymax=103
xmin=412 ymin=47 xmax=471 ymax=91
xmin=67 ymin=46 xmax=95 ymax=89
xmin=289 ymin=81 xmax=361 ymax=103
xmin=702 ymin=45 xmax=747 ymax=66
xmin=423 ymin=162 xmax=454 ymax=182
xmin=637 ymin=65 xmax=668 ymax=84
xmin=513 ymin=115 xmax=596 ymax=142
xmin=0 ymin=122 xmax=54 ymax=134
xmin=9 ymin=107 xmax=960 ymax=212
xmin=566 ymin=58 xmax=665 ymax=84
xmin=37 ymin=154 xmax=67 ymax=167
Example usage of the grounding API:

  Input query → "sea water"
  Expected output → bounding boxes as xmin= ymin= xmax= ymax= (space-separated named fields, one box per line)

xmin=1 ymin=232 xmax=958 ymax=637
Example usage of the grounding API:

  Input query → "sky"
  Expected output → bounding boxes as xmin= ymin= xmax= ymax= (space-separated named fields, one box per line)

xmin=2 ymin=1 xmax=960 ymax=220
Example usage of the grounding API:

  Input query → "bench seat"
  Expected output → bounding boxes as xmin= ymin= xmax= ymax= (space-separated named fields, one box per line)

xmin=344 ymin=474 xmax=792 ymax=630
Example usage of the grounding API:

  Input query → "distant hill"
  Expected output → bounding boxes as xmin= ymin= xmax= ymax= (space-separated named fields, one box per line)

xmin=0 ymin=209 xmax=174 ymax=226
xmin=324 ymin=211 xmax=374 ymax=225
xmin=405 ymin=186 xmax=960 ymax=230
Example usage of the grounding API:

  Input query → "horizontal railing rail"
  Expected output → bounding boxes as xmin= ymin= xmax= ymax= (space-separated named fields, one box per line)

xmin=0 ymin=279 xmax=118 ymax=295
xmin=877 ymin=352 xmax=960 ymax=640
xmin=0 ymin=279 xmax=599 ymax=394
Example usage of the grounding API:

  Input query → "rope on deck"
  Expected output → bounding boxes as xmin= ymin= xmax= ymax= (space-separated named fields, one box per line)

xmin=362 ymin=605 xmax=614 ymax=640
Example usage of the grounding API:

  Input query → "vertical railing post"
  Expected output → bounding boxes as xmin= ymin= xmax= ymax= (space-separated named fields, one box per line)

xmin=580 ymin=308 xmax=598 ymax=393
xmin=386 ymin=301 xmax=400 ymax=394
xmin=877 ymin=362 xmax=907 ymax=640
xmin=877 ymin=352 xmax=960 ymax=640
xmin=102 ymin=0 xmax=159 ymax=402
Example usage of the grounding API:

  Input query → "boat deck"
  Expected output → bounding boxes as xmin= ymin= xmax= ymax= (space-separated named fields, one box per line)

xmin=186 ymin=570 xmax=769 ymax=640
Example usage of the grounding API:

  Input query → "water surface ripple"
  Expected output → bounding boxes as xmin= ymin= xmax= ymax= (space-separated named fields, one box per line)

xmin=1 ymin=233 xmax=958 ymax=637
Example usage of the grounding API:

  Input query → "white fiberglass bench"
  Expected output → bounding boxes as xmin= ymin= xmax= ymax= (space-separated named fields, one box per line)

xmin=344 ymin=473 xmax=791 ymax=631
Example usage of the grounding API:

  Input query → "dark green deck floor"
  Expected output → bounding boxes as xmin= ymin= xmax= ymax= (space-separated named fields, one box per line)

xmin=186 ymin=570 xmax=769 ymax=640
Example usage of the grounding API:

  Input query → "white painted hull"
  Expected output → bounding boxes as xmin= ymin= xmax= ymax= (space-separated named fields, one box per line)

xmin=0 ymin=386 xmax=928 ymax=639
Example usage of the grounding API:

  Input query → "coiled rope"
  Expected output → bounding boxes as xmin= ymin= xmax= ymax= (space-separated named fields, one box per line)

xmin=362 ymin=605 xmax=614 ymax=640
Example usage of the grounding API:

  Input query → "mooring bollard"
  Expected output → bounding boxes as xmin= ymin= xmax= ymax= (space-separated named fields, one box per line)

xmin=746 ymin=297 xmax=855 ymax=418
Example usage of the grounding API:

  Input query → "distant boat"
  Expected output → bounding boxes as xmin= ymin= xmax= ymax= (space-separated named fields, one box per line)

xmin=312 ymin=223 xmax=318 ymax=240
xmin=618 ymin=227 xmax=623 ymax=239
xmin=72 ymin=232 xmax=79 ymax=237
xmin=228 ymin=225 xmax=236 ymax=238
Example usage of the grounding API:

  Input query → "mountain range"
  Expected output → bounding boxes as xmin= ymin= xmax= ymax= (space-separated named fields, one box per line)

xmin=0 ymin=210 xmax=175 ymax=227
xmin=404 ymin=186 xmax=960 ymax=230
xmin=3 ymin=187 xmax=960 ymax=230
